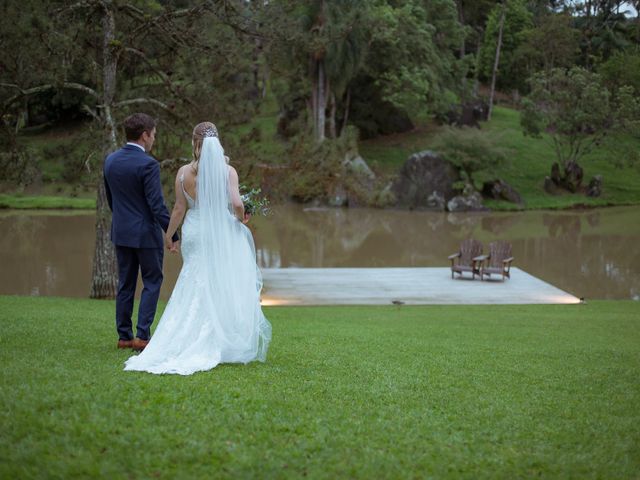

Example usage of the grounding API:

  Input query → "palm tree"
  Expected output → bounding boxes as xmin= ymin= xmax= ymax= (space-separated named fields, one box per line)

xmin=304 ymin=0 xmax=369 ymax=142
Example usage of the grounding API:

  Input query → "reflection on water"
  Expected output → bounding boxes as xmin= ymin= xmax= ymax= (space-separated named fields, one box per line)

xmin=1 ymin=205 xmax=639 ymax=300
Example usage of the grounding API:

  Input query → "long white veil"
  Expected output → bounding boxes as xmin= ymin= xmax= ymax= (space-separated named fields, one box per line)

xmin=195 ymin=136 xmax=270 ymax=362
xmin=123 ymin=135 xmax=271 ymax=374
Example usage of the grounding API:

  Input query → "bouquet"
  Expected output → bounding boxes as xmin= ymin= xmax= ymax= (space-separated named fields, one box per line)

xmin=240 ymin=185 xmax=271 ymax=217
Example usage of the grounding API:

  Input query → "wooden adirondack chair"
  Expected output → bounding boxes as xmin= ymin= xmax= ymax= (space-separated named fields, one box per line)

xmin=448 ymin=239 xmax=483 ymax=280
xmin=475 ymin=240 xmax=514 ymax=281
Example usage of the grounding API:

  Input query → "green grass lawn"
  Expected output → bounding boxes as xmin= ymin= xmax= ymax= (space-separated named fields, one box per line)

xmin=1 ymin=296 xmax=638 ymax=479
xmin=0 ymin=194 xmax=96 ymax=210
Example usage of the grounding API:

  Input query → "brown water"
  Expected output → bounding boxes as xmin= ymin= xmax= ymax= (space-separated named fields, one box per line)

xmin=1 ymin=205 xmax=639 ymax=300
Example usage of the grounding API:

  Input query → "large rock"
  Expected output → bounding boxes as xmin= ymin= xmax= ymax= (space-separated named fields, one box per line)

xmin=440 ymin=100 xmax=490 ymax=128
xmin=548 ymin=161 xmax=584 ymax=193
xmin=481 ymin=178 xmax=523 ymax=205
xmin=563 ymin=161 xmax=584 ymax=192
xmin=392 ymin=150 xmax=459 ymax=210
xmin=550 ymin=162 xmax=562 ymax=185
xmin=338 ymin=153 xmax=377 ymax=207
xmin=447 ymin=192 xmax=486 ymax=212
xmin=427 ymin=191 xmax=446 ymax=210
xmin=343 ymin=153 xmax=375 ymax=181
xmin=586 ymin=175 xmax=603 ymax=197
xmin=328 ymin=183 xmax=348 ymax=207
xmin=544 ymin=175 xmax=559 ymax=194
xmin=374 ymin=182 xmax=397 ymax=208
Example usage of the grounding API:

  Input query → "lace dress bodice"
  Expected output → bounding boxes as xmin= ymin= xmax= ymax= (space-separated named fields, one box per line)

xmin=179 ymin=172 xmax=196 ymax=209
xmin=180 ymin=167 xmax=233 ymax=212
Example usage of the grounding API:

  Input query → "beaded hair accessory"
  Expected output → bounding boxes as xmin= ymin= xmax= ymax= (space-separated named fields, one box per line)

xmin=202 ymin=125 xmax=218 ymax=138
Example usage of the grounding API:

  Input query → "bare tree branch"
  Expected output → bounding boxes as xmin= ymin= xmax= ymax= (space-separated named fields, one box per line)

xmin=53 ymin=0 xmax=100 ymax=17
xmin=199 ymin=0 xmax=263 ymax=39
xmin=113 ymin=97 xmax=182 ymax=117
xmin=123 ymin=47 xmax=198 ymax=108
xmin=81 ymin=104 xmax=100 ymax=121
xmin=123 ymin=47 xmax=172 ymax=84
xmin=159 ymin=157 xmax=190 ymax=170
xmin=118 ymin=3 xmax=145 ymax=20
xmin=113 ymin=97 xmax=168 ymax=108
xmin=127 ymin=4 xmax=208 ymax=44
xmin=2 ymin=82 xmax=99 ymax=108
xmin=0 ymin=83 xmax=22 ymax=91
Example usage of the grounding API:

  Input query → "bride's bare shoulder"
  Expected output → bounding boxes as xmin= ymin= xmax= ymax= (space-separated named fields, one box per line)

xmin=178 ymin=163 xmax=196 ymax=177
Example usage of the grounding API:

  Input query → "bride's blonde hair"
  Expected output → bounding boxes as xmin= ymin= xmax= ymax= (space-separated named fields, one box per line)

xmin=191 ymin=121 xmax=218 ymax=173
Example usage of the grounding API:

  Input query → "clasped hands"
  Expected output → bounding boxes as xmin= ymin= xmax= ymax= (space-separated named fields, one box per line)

xmin=164 ymin=235 xmax=180 ymax=254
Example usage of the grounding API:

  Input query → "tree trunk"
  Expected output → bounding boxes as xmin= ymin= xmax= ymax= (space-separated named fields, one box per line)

xmin=488 ymin=5 xmax=505 ymax=121
xmin=309 ymin=0 xmax=327 ymax=143
xmin=261 ymin=66 xmax=269 ymax=100
xmin=457 ymin=0 xmax=467 ymax=102
xmin=310 ymin=56 xmax=318 ymax=136
xmin=328 ymin=90 xmax=336 ymax=139
xmin=90 ymin=2 xmax=118 ymax=299
xmin=340 ymin=87 xmax=351 ymax=137
xmin=634 ymin=1 xmax=640 ymax=44
xmin=315 ymin=59 xmax=326 ymax=142
xmin=584 ymin=0 xmax=593 ymax=69
xmin=472 ymin=32 xmax=483 ymax=97
xmin=457 ymin=0 xmax=466 ymax=58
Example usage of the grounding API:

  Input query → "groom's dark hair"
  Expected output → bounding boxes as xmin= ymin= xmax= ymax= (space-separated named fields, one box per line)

xmin=123 ymin=113 xmax=156 ymax=141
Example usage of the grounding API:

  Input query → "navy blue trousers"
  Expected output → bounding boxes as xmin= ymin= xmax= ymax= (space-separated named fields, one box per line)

xmin=115 ymin=246 xmax=164 ymax=341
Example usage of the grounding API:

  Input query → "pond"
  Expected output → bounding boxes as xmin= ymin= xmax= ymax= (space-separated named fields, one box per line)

xmin=1 ymin=205 xmax=638 ymax=301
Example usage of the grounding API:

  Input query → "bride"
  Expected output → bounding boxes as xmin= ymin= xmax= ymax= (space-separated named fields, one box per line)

xmin=124 ymin=122 xmax=272 ymax=375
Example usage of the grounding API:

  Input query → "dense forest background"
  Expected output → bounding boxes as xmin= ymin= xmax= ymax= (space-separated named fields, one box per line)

xmin=1 ymin=0 xmax=639 ymax=200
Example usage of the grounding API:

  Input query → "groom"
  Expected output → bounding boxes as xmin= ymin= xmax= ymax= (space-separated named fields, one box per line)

xmin=104 ymin=113 xmax=179 ymax=352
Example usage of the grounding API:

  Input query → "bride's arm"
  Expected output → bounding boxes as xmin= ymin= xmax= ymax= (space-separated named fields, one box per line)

xmin=165 ymin=167 xmax=188 ymax=247
xmin=228 ymin=166 xmax=245 ymax=222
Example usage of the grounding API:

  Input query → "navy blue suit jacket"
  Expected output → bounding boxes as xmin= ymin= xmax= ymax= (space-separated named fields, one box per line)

xmin=104 ymin=144 xmax=178 ymax=249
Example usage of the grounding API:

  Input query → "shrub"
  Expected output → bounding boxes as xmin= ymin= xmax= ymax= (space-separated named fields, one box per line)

xmin=285 ymin=128 xmax=359 ymax=203
xmin=431 ymin=126 xmax=509 ymax=190
xmin=0 ymin=148 xmax=41 ymax=188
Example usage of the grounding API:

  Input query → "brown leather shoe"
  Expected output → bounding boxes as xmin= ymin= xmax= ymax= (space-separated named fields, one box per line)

xmin=118 ymin=339 xmax=134 ymax=349
xmin=132 ymin=337 xmax=149 ymax=352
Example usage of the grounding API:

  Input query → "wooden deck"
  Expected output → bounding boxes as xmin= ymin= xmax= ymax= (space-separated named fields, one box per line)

xmin=260 ymin=267 xmax=580 ymax=306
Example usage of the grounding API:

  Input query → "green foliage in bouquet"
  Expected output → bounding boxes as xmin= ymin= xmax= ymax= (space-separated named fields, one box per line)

xmin=240 ymin=185 xmax=271 ymax=217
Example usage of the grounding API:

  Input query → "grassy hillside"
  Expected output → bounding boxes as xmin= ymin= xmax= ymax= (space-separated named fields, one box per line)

xmin=3 ymin=105 xmax=640 ymax=210
xmin=1 ymin=296 xmax=639 ymax=478
xmin=361 ymin=106 xmax=640 ymax=210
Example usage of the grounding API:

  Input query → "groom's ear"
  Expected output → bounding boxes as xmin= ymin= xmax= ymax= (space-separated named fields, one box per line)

xmin=141 ymin=128 xmax=154 ymax=141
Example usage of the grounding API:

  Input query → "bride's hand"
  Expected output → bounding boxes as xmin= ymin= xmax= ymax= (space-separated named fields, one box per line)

xmin=242 ymin=212 xmax=251 ymax=224
xmin=164 ymin=234 xmax=173 ymax=251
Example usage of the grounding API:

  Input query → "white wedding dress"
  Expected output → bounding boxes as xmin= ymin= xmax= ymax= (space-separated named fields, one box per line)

xmin=124 ymin=136 xmax=271 ymax=375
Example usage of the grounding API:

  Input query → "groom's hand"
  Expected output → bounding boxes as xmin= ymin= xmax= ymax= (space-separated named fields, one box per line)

xmin=242 ymin=212 xmax=251 ymax=224
xmin=169 ymin=240 xmax=180 ymax=254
